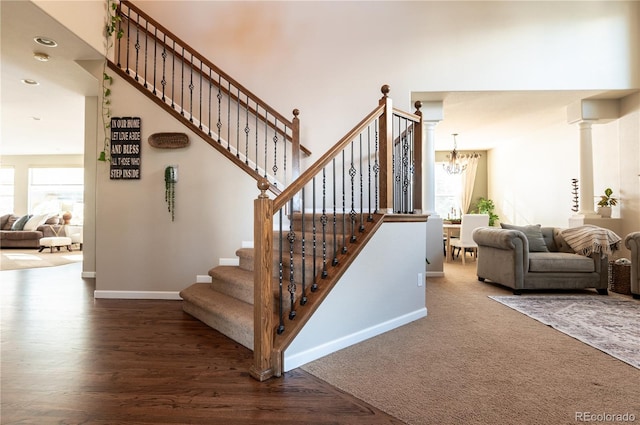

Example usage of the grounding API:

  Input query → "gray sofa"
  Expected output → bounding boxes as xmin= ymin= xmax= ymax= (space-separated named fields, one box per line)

xmin=624 ymin=232 xmax=640 ymax=299
xmin=472 ymin=226 xmax=609 ymax=295
xmin=0 ymin=214 xmax=64 ymax=249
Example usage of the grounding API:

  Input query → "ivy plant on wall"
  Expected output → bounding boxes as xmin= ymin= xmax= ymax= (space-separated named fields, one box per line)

xmin=98 ymin=0 xmax=124 ymax=162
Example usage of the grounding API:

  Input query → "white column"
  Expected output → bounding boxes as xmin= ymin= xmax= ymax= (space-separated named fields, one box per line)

xmin=422 ymin=121 xmax=438 ymax=215
xmin=578 ymin=121 xmax=598 ymax=217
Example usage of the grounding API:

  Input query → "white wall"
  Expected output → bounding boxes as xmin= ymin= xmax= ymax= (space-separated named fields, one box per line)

xmin=284 ymin=221 xmax=427 ymax=371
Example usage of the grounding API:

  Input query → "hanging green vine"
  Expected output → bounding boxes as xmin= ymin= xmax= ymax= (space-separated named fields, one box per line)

xmin=165 ymin=166 xmax=178 ymax=221
xmin=98 ymin=0 xmax=124 ymax=162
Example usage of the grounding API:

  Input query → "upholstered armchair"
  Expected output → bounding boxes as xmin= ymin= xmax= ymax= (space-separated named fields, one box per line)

xmin=624 ymin=232 xmax=640 ymax=299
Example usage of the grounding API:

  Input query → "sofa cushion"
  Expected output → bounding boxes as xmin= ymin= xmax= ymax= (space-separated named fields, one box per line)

xmin=500 ymin=223 xmax=549 ymax=252
xmin=11 ymin=214 xmax=31 ymax=231
xmin=2 ymin=214 xmax=17 ymax=230
xmin=23 ymin=214 xmax=50 ymax=231
xmin=0 ymin=230 xmax=43 ymax=241
xmin=528 ymin=252 xmax=595 ymax=273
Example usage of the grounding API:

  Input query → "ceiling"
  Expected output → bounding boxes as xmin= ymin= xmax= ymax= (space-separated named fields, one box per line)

xmin=0 ymin=1 xmax=634 ymax=157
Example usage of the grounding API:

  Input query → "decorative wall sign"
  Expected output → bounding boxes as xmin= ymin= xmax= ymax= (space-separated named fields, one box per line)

xmin=110 ymin=117 xmax=141 ymax=180
xmin=148 ymin=132 xmax=190 ymax=149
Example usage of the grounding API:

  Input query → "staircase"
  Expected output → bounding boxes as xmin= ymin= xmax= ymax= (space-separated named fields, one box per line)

xmin=180 ymin=214 xmax=345 ymax=351
xmin=110 ymin=1 xmax=424 ymax=380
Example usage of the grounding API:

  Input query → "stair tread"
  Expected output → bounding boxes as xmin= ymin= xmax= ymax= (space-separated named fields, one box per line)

xmin=180 ymin=283 xmax=253 ymax=326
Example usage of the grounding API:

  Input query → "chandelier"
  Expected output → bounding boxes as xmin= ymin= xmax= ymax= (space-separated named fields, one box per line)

xmin=444 ymin=133 xmax=467 ymax=175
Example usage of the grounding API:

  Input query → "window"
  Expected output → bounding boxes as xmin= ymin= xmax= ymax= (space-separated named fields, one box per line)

xmin=29 ymin=167 xmax=84 ymax=224
xmin=434 ymin=162 xmax=463 ymax=220
xmin=0 ymin=167 xmax=15 ymax=215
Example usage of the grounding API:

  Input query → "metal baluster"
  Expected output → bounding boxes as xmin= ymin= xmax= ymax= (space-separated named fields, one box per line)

xmin=134 ymin=13 xmax=140 ymax=81
xmin=188 ymin=54 xmax=194 ymax=122
xmin=180 ymin=47 xmax=185 ymax=116
xmin=359 ymin=133 xmax=364 ymax=232
xmin=143 ymin=20 xmax=148 ymax=88
xmin=254 ymin=107 xmax=259 ymax=172
xmin=300 ymin=187 xmax=308 ymax=305
xmin=152 ymin=27 xmax=157 ymax=94
xmin=342 ymin=150 xmax=347 ymax=254
xmin=283 ymin=125 xmax=287 ymax=187
xmin=216 ymin=75 xmax=222 ymax=143
xmin=332 ymin=158 xmax=338 ymax=266
xmin=288 ymin=199 xmax=296 ymax=320
xmin=160 ymin=35 xmax=167 ymax=101
xmin=374 ymin=121 xmax=379 ymax=213
xmin=208 ymin=68 xmax=212 ymax=136
xmin=311 ymin=178 xmax=318 ymax=292
xmin=125 ymin=6 xmax=130 ymax=73
xmin=198 ymin=61 xmax=203 ymax=129
xmin=367 ymin=125 xmax=373 ymax=221
xmin=272 ymin=119 xmax=278 ymax=187
xmin=264 ymin=111 xmax=269 ymax=179
xmin=170 ymin=41 xmax=175 ymax=109
xmin=349 ymin=141 xmax=357 ymax=242
xmin=116 ymin=4 xmax=123 ymax=68
xmin=277 ymin=209 xmax=285 ymax=334
xmin=244 ymin=95 xmax=250 ymax=164
xmin=321 ymin=168 xmax=328 ymax=278
xmin=236 ymin=88 xmax=241 ymax=158
xmin=227 ymin=81 xmax=231 ymax=150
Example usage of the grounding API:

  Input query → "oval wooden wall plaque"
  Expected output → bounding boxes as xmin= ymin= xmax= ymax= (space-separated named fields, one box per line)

xmin=148 ymin=132 xmax=190 ymax=149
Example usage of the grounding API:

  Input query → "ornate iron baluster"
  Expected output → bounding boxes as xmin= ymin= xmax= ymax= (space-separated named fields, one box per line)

xmin=244 ymin=95 xmax=250 ymax=164
xmin=367 ymin=125 xmax=373 ymax=221
xmin=188 ymin=54 xmax=194 ymax=122
xmin=198 ymin=61 xmax=203 ymax=129
xmin=160 ymin=35 xmax=167 ymax=101
xmin=134 ymin=13 xmax=140 ymax=81
xmin=277 ymin=209 xmax=285 ymax=334
xmin=287 ymin=198 xmax=296 ymax=320
xmin=341 ymin=150 xmax=347 ymax=254
xmin=311 ymin=178 xmax=318 ymax=292
xmin=332 ymin=158 xmax=338 ymax=266
xmin=374 ymin=121 xmax=379 ymax=213
xmin=151 ymin=27 xmax=157 ymax=94
xmin=359 ymin=133 xmax=364 ymax=232
xmin=170 ymin=41 xmax=175 ymax=109
xmin=180 ymin=47 xmax=185 ymax=116
xmin=143 ymin=20 xmax=148 ymax=88
xmin=272 ymin=118 xmax=279 ymax=186
xmin=227 ymin=81 xmax=231 ymax=150
xmin=300 ymin=187 xmax=308 ymax=305
xmin=125 ymin=6 xmax=130 ymax=73
xmin=321 ymin=168 xmax=328 ymax=278
xmin=216 ymin=75 xmax=222 ymax=143
xmin=208 ymin=68 xmax=212 ymax=136
xmin=349 ymin=141 xmax=357 ymax=242
xmin=236 ymin=87 xmax=241 ymax=158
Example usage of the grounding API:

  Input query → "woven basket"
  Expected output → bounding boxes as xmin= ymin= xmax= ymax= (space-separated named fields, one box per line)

xmin=608 ymin=262 xmax=631 ymax=295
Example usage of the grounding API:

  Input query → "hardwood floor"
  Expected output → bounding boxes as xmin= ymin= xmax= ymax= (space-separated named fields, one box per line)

xmin=1 ymin=263 xmax=402 ymax=424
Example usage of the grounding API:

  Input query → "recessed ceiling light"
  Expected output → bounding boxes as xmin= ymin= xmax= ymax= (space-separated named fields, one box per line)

xmin=33 ymin=52 xmax=50 ymax=62
xmin=32 ymin=116 xmax=41 ymax=121
xmin=34 ymin=36 xmax=57 ymax=47
xmin=21 ymin=79 xmax=39 ymax=85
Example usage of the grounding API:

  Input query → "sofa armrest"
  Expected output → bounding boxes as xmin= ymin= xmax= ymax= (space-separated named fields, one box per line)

xmin=473 ymin=227 xmax=529 ymax=291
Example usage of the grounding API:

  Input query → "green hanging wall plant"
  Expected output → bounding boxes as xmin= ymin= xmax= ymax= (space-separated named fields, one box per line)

xmin=98 ymin=0 xmax=124 ymax=162
xmin=165 ymin=166 xmax=178 ymax=221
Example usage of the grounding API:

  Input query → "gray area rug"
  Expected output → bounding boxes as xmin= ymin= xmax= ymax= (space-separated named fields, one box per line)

xmin=0 ymin=248 xmax=82 ymax=271
xmin=489 ymin=295 xmax=640 ymax=369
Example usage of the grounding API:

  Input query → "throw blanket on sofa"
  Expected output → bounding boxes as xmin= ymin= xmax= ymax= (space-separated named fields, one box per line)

xmin=560 ymin=225 xmax=621 ymax=257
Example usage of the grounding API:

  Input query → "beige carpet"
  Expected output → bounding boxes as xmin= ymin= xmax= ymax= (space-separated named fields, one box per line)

xmin=301 ymin=259 xmax=639 ymax=425
xmin=0 ymin=248 xmax=83 ymax=271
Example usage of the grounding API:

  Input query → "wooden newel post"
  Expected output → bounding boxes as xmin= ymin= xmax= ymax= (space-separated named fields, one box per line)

xmin=250 ymin=178 xmax=275 ymax=381
xmin=378 ymin=85 xmax=394 ymax=213
xmin=413 ymin=101 xmax=423 ymax=213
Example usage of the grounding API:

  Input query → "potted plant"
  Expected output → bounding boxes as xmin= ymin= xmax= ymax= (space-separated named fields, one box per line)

xmin=473 ymin=197 xmax=499 ymax=226
xmin=597 ymin=188 xmax=617 ymax=218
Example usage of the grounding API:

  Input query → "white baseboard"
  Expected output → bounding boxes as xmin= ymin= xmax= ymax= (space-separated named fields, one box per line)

xmin=426 ymin=271 xmax=445 ymax=278
xmin=284 ymin=307 xmax=427 ymax=372
xmin=94 ymin=290 xmax=182 ymax=300
xmin=81 ymin=271 xmax=96 ymax=279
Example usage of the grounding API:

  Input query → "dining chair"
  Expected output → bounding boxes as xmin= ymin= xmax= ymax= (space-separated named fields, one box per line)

xmin=450 ymin=214 xmax=489 ymax=265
